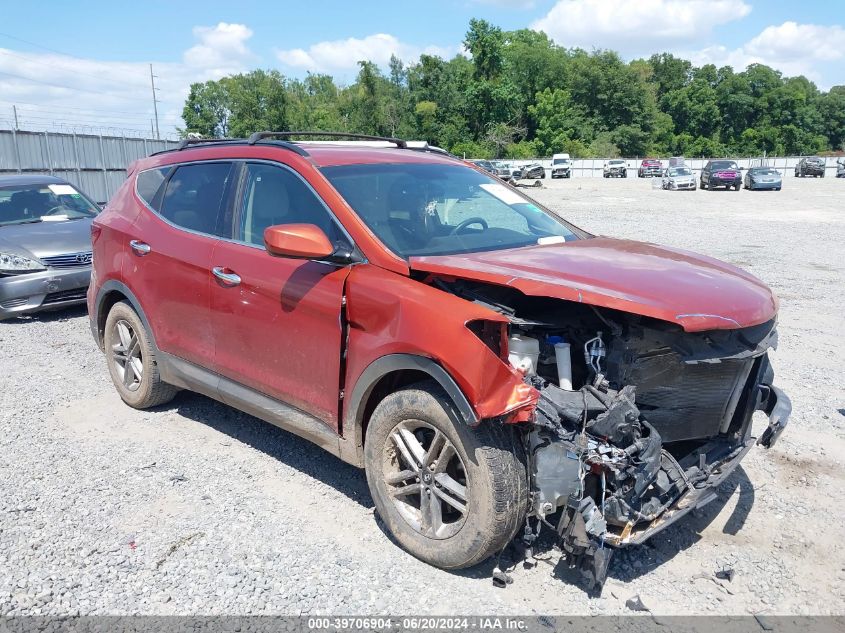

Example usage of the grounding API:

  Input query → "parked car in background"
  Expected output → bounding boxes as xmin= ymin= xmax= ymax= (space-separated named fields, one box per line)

xmin=551 ymin=153 xmax=571 ymax=178
xmin=700 ymin=160 xmax=742 ymax=190
xmin=469 ymin=159 xmax=496 ymax=176
xmin=837 ymin=158 xmax=845 ymax=178
xmin=744 ymin=167 xmax=782 ymax=191
xmin=638 ymin=159 xmax=662 ymax=178
xmin=661 ymin=166 xmax=696 ymax=190
xmin=88 ymin=131 xmax=789 ymax=591
xmin=603 ymin=159 xmax=627 ymax=178
xmin=0 ymin=175 xmax=99 ymax=320
xmin=492 ymin=161 xmax=519 ymax=182
xmin=520 ymin=163 xmax=545 ymax=179
xmin=795 ymin=156 xmax=825 ymax=178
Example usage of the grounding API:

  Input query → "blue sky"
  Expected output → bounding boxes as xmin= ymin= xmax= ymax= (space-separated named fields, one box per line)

xmin=0 ymin=0 xmax=842 ymax=137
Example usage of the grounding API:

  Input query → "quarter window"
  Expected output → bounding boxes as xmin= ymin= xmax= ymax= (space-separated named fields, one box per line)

xmin=135 ymin=167 xmax=170 ymax=210
xmin=238 ymin=163 xmax=341 ymax=246
xmin=159 ymin=162 xmax=233 ymax=236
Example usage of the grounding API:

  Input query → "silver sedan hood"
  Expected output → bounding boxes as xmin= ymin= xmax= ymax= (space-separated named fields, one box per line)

xmin=0 ymin=218 xmax=93 ymax=260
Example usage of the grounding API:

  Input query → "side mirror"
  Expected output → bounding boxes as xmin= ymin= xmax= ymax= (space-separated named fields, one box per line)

xmin=264 ymin=223 xmax=334 ymax=260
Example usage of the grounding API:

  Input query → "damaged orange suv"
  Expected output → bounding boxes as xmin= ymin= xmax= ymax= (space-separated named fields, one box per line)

xmin=88 ymin=132 xmax=790 ymax=589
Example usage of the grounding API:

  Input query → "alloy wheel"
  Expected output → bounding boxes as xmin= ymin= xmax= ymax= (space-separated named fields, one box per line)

xmin=382 ymin=420 xmax=468 ymax=539
xmin=111 ymin=319 xmax=143 ymax=391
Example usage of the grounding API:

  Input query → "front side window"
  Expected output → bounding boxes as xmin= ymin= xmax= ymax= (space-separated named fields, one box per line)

xmin=322 ymin=162 xmax=581 ymax=259
xmin=237 ymin=163 xmax=342 ymax=246
xmin=159 ymin=162 xmax=233 ymax=236
xmin=0 ymin=183 xmax=99 ymax=226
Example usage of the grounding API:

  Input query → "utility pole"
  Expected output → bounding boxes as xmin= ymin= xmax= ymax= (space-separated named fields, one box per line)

xmin=149 ymin=63 xmax=160 ymax=140
xmin=12 ymin=105 xmax=18 ymax=129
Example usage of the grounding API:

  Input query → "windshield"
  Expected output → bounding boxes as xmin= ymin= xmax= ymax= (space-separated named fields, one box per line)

xmin=0 ymin=183 xmax=99 ymax=226
xmin=668 ymin=167 xmax=692 ymax=176
xmin=322 ymin=162 xmax=580 ymax=258
xmin=608 ymin=160 xmax=625 ymax=165
xmin=753 ymin=169 xmax=780 ymax=176
xmin=552 ymin=158 xmax=569 ymax=165
xmin=711 ymin=161 xmax=739 ymax=170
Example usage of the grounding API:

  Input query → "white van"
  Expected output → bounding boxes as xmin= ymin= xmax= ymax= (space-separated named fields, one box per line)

xmin=551 ymin=153 xmax=571 ymax=178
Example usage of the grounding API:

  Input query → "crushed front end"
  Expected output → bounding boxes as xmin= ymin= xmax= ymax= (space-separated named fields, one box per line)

xmin=520 ymin=315 xmax=789 ymax=589
xmin=437 ymin=279 xmax=790 ymax=590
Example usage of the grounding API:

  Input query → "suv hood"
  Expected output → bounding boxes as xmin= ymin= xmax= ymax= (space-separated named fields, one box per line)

xmin=0 ymin=218 xmax=93 ymax=259
xmin=409 ymin=237 xmax=777 ymax=332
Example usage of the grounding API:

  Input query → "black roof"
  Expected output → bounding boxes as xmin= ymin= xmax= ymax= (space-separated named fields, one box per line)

xmin=0 ymin=174 xmax=69 ymax=186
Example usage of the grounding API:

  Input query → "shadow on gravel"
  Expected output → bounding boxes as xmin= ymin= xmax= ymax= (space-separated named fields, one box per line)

xmin=161 ymin=390 xmax=374 ymax=510
xmin=1 ymin=304 xmax=88 ymax=324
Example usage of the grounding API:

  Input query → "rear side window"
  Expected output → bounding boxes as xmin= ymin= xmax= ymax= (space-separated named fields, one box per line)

xmin=237 ymin=163 xmax=342 ymax=246
xmin=135 ymin=167 xmax=170 ymax=210
xmin=159 ymin=162 xmax=233 ymax=237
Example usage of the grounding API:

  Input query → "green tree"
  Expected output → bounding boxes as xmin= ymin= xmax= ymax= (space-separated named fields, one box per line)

xmin=182 ymin=80 xmax=231 ymax=138
xmin=464 ymin=19 xmax=504 ymax=80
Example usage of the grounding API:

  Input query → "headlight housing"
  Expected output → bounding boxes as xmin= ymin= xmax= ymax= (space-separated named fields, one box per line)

xmin=0 ymin=252 xmax=45 ymax=273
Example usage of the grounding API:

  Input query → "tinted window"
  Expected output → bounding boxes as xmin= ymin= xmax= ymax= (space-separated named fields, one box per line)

xmin=136 ymin=167 xmax=170 ymax=210
xmin=323 ymin=162 xmax=579 ymax=258
xmin=238 ymin=163 xmax=342 ymax=246
xmin=159 ymin=162 xmax=233 ymax=236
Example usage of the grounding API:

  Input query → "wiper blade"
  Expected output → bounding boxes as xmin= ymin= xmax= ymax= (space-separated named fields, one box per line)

xmin=1 ymin=218 xmax=42 ymax=225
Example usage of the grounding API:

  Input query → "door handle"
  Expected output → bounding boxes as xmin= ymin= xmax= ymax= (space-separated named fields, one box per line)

xmin=212 ymin=266 xmax=241 ymax=286
xmin=129 ymin=240 xmax=151 ymax=256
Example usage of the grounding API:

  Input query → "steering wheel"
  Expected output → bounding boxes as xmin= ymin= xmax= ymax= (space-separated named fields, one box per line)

xmin=43 ymin=206 xmax=68 ymax=216
xmin=450 ymin=217 xmax=488 ymax=235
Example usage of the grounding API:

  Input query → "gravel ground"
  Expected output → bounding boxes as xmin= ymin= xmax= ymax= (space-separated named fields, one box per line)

xmin=1 ymin=174 xmax=844 ymax=617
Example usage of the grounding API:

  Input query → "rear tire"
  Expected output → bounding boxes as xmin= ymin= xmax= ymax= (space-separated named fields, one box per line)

xmin=104 ymin=301 xmax=178 ymax=409
xmin=364 ymin=382 xmax=527 ymax=570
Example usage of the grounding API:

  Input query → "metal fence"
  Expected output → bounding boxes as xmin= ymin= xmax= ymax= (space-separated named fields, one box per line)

xmin=0 ymin=129 xmax=179 ymax=203
xmin=504 ymin=156 xmax=844 ymax=178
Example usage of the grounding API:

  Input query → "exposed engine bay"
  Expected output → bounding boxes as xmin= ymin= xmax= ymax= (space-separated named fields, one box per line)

xmin=431 ymin=277 xmax=791 ymax=589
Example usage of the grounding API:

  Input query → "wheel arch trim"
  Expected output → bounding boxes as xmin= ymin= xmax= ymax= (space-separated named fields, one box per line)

xmin=343 ymin=353 xmax=479 ymax=464
xmin=91 ymin=280 xmax=158 ymax=353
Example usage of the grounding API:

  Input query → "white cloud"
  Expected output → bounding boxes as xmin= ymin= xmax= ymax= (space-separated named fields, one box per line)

xmin=0 ymin=23 xmax=256 ymax=138
xmin=531 ymin=0 xmax=751 ymax=55
xmin=183 ymin=22 xmax=255 ymax=73
xmin=744 ymin=22 xmax=845 ymax=63
xmin=277 ymin=33 xmax=456 ymax=72
xmin=685 ymin=22 xmax=845 ymax=87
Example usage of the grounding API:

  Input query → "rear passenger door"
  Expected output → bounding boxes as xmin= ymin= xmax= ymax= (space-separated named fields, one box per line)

xmin=128 ymin=161 xmax=235 ymax=369
xmin=209 ymin=161 xmax=352 ymax=430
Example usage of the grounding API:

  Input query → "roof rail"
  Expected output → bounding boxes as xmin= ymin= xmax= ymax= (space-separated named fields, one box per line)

xmin=151 ymin=137 xmax=310 ymax=158
xmin=247 ymin=130 xmax=408 ymax=148
xmin=175 ymin=138 xmax=238 ymax=151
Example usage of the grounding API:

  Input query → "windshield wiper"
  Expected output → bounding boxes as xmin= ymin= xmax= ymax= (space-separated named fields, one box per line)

xmin=1 ymin=218 xmax=42 ymax=225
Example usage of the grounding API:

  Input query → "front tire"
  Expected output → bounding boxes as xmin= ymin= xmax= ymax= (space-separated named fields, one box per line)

xmin=364 ymin=382 xmax=527 ymax=570
xmin=104 ymin=301 xmax=178 ymax=409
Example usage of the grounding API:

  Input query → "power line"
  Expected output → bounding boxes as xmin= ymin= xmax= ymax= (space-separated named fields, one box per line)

xmin=14 ymin=109 xmax=180 ymax=124
xmin=0 ymin=49 xmax=145 ymax=90
xmin=0 ymin=31 xmax=149 ymax=80
xmin=0 ymin=69 xmax=143 ymax=101
xmin=0 ymin=99 xmax=173 ymax=117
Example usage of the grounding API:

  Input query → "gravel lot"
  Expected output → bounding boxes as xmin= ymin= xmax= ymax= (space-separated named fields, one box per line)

xmin=1 ymin=175 xmax=844 ymax=617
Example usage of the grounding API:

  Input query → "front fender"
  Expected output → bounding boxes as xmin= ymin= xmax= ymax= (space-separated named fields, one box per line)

xmin=342 ymin=265 xmax=538 ymax=429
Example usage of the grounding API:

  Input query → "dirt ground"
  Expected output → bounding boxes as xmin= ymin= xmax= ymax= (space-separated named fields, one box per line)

xmin=1 ymin=173 xmax=843 ymax=616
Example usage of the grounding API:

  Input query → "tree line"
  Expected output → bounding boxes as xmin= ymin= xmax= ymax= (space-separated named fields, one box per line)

xmin=181 ymin=19 xmax=845 ymax=159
